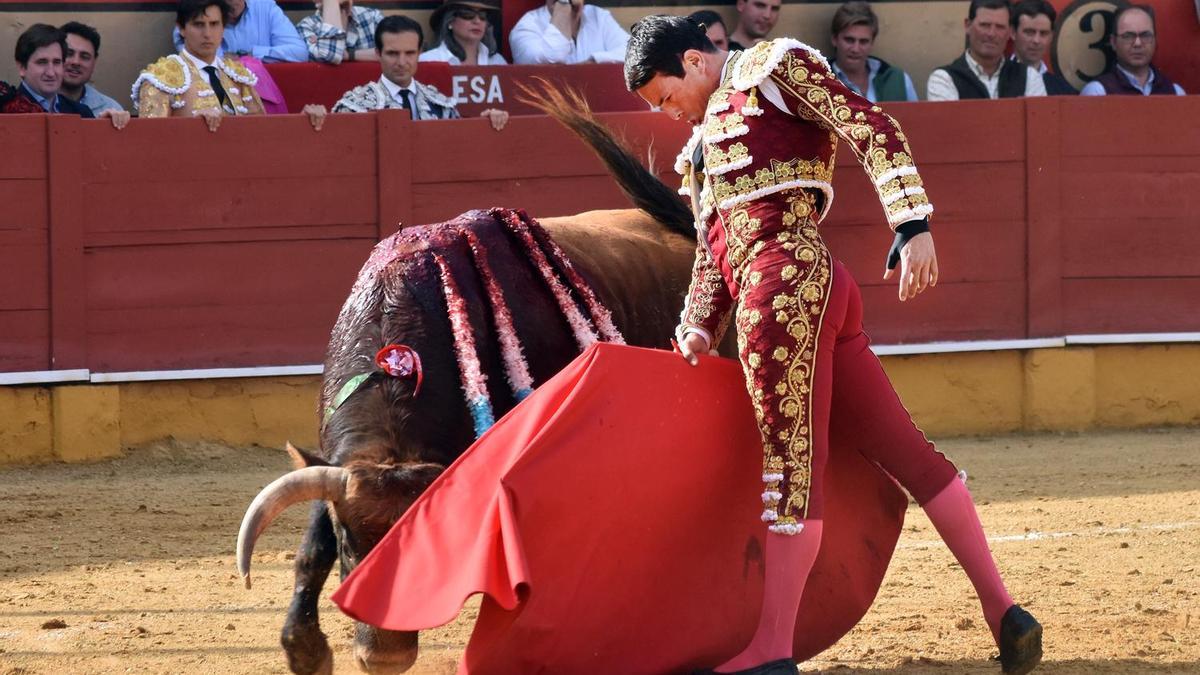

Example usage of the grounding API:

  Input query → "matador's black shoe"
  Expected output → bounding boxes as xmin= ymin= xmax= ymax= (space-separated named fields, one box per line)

xmin=691 ymin=659 xmax=799 ymax=675
xmin=998 ymin=604 xmax=1043 ymax=674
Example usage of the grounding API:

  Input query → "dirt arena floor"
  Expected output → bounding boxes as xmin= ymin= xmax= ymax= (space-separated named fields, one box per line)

xmin=0 ymin=428 xmax=1197 ymax=675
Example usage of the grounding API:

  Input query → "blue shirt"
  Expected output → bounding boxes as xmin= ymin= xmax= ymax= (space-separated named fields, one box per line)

xmin=20 ymin=80 xmax=60 ymax=112
xmin=1079 ymin=65 xmax=1186 ymax=96
xmin=174 ymin=0 xmax=307 ymax=63
xmin=18 ymin=81 xmax=94 ymax=117
xmin=831 ymin=57 xmax=919 ymax=103
xmin=78 ymin=84 xmax=124 ymax=114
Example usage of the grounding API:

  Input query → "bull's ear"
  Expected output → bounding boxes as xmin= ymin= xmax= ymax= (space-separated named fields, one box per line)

xmin=285 ymin=442 xmax=329 ymax=469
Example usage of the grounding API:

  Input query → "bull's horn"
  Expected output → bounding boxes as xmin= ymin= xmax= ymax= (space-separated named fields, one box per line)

xmin=236 ymin=466 xmax=348 ymax=590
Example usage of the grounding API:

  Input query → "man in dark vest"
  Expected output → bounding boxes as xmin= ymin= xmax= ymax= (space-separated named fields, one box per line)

xmin=1080 ymin=4 xmax=1185 ymax=96
xmin=1010 ymin=0 xmax=1076 ymax=96
xmin=926 ymin=0 xmax=1046 ymax=101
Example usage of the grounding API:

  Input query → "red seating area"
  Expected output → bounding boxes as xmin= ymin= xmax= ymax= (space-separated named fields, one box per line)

xmin=264 ymin=62 xmax=645 ymax=117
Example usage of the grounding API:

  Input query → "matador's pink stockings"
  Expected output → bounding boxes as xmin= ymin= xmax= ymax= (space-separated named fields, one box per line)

xmin=715 ymin=522 xmax=824 ymax=672
xmin=922 ymin=477 xmax=1015 ymax=642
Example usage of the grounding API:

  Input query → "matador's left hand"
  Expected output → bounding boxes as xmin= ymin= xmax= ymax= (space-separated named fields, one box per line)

xmin=884 ymin=231 xmax=938 ymax=302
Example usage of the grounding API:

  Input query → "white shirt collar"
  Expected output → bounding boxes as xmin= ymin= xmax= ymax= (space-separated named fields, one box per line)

xmin=964 ymin=51 xmax=1002 ymax=82
xmin=380 ymin=75 xmax=417 ymax=101
xmin=181 ymin=47 xmax=221 ymax=73
xmin=1009 ymin=54 xmax=1048 ymax=74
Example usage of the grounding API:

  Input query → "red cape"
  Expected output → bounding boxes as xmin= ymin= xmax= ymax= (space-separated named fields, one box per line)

xmin=331 ymin=344 xmax=906 ymax=674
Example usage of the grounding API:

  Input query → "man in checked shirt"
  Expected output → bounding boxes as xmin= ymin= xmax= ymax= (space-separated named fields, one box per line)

xmin=297 ymin=0 xmax=385 ymax=64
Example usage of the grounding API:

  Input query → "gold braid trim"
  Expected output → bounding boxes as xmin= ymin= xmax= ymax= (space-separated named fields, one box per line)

xmin=767 ymin=50 xmax=932 ymax=227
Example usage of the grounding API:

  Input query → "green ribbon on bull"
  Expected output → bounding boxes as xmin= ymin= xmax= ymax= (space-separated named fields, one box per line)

xmin=323 ymin=372 xmax=375 ymax=425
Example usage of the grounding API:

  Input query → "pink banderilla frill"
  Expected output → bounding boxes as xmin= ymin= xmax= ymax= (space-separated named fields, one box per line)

xmin=433 ymin=254 xmax=495 ymax=438
xmin=495 ymin=209 xmax=619 ymax=349
xmin=463 ymin=229 xmax=535 ymax=401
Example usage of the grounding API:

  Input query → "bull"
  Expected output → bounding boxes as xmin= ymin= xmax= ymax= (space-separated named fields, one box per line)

xmin=235 ymin=87 xmax=704 ymax=674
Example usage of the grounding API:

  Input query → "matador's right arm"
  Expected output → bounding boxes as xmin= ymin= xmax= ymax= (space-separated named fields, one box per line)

xmin=676 ymin=239 xmax=734 ymax=349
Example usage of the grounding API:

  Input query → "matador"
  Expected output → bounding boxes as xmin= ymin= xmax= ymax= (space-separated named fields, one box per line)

xmin=624 ymin=16 xmax=1042 ymax=675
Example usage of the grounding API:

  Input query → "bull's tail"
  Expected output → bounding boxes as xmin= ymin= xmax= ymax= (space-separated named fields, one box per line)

xmin=518 ymin=80 xmax=694 ymax=238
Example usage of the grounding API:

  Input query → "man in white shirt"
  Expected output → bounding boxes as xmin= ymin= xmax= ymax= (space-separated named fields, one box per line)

xmin=926 ymin=0 xmax=1045 ymax=101
xmin=1009 ymin=0 xmax=1076 ymax=96
xmin=509 ymin=0 xmax=628 ymax=64
xmin=332 ymin=16 xmax=508 ymax=129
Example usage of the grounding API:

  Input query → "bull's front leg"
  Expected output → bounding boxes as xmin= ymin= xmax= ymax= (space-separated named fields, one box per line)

xmin=281 ymin=501 xmax=338 ymax=675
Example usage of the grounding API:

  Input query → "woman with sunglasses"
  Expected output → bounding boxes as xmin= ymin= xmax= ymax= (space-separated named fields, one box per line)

xmin=422 ymin=0 xmax=508 ymax=65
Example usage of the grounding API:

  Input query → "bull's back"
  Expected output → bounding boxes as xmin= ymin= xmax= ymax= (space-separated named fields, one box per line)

xmin=542 ymin=209 xmax=695 ymax=349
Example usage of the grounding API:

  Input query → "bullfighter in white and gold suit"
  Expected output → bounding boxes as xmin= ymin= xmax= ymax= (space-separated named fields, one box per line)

xmin=133 ymin=0 xmax=264 ymax=126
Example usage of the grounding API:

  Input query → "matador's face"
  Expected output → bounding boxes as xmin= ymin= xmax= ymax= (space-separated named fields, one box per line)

xmin=635 ymin=48 xmax=719 ymax=126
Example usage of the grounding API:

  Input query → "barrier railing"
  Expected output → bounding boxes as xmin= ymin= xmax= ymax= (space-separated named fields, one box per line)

xmin=1 ymin=95 xmax=1198 ymax=374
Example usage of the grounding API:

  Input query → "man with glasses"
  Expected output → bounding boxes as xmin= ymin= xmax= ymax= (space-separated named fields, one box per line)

xmin=1080 ymin=4 xmax=1184 ymax=96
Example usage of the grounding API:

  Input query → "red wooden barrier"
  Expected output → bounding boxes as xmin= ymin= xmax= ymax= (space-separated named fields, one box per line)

xmin=0 ymin=116 xmax=50 ymax=372
xmin=2 ymin=96 xmax=1198 ymax=373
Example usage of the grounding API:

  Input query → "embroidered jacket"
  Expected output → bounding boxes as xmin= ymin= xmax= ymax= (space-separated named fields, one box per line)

xmin=332 ymin=78 xmax=460 ymax=119
xmin=133 ymin=53 xmax=264 ymax=118
xmin=676 ymin=38 xmax=933 ymax=345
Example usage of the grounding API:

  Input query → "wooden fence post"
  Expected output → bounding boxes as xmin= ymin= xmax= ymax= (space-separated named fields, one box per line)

xmin=1025 ymin=97 xmax=1063 ymax=338
xmin=46 ymin=116 xmax=87 ymax=370
xmin=377 ymin=109 xmax=414 ymax=239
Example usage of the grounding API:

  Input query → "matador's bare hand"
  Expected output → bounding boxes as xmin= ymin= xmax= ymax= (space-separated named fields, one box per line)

xmin=678 ymin=332 xmax=711 ymax=367
xmin=883 ymin=231 xmax=938 ymax=302
xmin=196 ymin=108 xmax=223 ymax=133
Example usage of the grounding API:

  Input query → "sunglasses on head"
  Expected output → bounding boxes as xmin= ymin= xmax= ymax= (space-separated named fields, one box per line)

xmin=453 ymin=8 xmax=488 ymax=21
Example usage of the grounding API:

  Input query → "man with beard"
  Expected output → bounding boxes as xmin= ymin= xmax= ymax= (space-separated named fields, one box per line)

xmin=59 ymin=22 xmax=131 ymax=117
xmin=727 ymin=0 xmax=779 ymax=51
xmin=1080 ymin=4 xmax=1184 ymax=96
xmin=5 ymin=24 xmax=127 ymax=127
xmin=926 ymin=0 xmax=1046 ymax=101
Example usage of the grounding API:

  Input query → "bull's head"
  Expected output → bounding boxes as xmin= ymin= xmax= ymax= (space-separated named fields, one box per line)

xmin=237 ymin=443 xmax=444 ymax=673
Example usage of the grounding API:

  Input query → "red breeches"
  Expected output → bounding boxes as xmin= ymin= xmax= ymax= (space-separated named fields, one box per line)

xmin=721 ymin=190 xmax=957 ymax=534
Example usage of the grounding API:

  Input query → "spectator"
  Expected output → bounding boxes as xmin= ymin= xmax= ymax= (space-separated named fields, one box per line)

xmin=1010 ymin=0 xmax=1075 ymax=95
xmin=6 ymin=24 xmax=126 ymax=126
xmin=422 ymin=0 xmax=508 ymax=65
xmin=828 ymin=1 xmax=917 ymax=102
xmin=509 ymin=0 xmax=628 ymax=64
xmin=687 ymin=10 xmax=729 ymax=51
xmin=133 ymin=0 xmax=265 ymax=131
xmin=60 ymin=22 xmax=129 ymax=117
xmin=1080 ymin=4 xmax=1184 ymax=96
xmin=926 ymin=0 xmax=1046 ymax=101
xmin=9 ymin=24 xmax=93 ymax=118
xmin=331 ymin=15 xmax=509 ymax=130
xmin=727 ymin=0 xmax=780 ymax=51
xmin=297 ymin=0 xmax=384 ymax=64
xmin=173 ymin=0 xmax=307 ymax=62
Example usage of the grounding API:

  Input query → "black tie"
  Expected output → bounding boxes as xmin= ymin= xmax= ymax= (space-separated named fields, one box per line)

xmin=202 ymin=65 xmax=231 ymax=111
xmin=398 ymin=89 xmax=418 ymax=120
